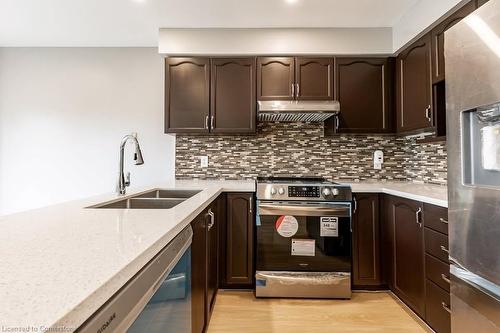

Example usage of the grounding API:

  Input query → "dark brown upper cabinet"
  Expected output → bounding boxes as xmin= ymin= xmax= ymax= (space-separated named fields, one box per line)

xmin=352 ymin=194 xmax=382 ymax=288
xmin=388 ymin=196 xmax=425 ymax=317
xmin=257 ymin=57 xmax=295 ymax=101
xmin=295 ymin=57 xmax=334 ymax=100
xmin=334 ymin=58 xmax=393 ymax=134
xmin=396 ymin=34 xmax=434 ymax=134
xmin=431 ymin=1 xmax=476 ymax=84
xmin=257 ymin=57 xmax=334 ymax=101
xmin=211 ymin=58 xmax=256 ymax=133
xmin=165 ymin=57 xmax=210 ymax=134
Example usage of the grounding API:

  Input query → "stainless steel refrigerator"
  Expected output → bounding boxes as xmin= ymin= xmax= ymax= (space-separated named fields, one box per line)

xmin=445 ymin=0 xmax=500 ymax=332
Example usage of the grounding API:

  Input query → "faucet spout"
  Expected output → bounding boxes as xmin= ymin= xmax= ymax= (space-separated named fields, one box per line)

xmin=118 ymin=134 xmax=145 ymax=195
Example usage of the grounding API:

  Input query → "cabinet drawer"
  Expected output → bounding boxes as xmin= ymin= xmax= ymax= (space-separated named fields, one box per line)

xmin=425 ymin=280 xmax=451 ymax=333
xmin=425 ymin=254 xmax=450 ymax=292
xmin=425 ymin=227 xmax=449 ymax=262
xmin=424 ymin=203 xmax=448 ymax=235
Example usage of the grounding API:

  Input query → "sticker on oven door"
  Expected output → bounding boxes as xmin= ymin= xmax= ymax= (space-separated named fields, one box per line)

xmin=320 ymin=217 xmax=338 ymax=237
xmin=291 ymin=239 xmax=315 ymax=256
xmin=275 ymin=215 xmax=299 ymax=238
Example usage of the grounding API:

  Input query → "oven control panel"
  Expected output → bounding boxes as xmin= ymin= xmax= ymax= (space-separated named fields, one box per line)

xmin=288 ymin=186 xmax=320 ymax=198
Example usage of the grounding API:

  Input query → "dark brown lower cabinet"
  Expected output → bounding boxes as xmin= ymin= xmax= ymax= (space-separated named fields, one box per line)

xmin=191 ymin=209 xmax=208 ymax=333
xmin=220 ymin=192 xmax=255 ymax=288
xmin=352 ymin=194 xmax=382 ymax=288
xmin=380 ymin=194 xmax=450 ymax=331
xmin=191 ymin=196 xmax=224 ymax=333
xmin=425 ymin=280 xmax=451 ymax=333
xmin=386 ymin=196 xmax=426 ymax=317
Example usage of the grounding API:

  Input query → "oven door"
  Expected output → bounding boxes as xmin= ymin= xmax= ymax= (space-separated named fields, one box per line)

xmin=256 ymin=201 xmax=352 ymax=272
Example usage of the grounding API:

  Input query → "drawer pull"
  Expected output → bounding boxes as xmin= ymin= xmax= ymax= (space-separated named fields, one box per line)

xmin=441 ymin=273 xmax=451 ymax=284
xmin=440 ymin=245 xmax=449 ymax=254
xmin=442 ymin=302 xmax=451 ymax=314
xmin=440 ymin=217 xmax=449 ymax=224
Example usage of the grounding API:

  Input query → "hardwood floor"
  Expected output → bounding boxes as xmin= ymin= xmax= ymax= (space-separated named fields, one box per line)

xmin=207 ymin=291 xmax=431 ymax=333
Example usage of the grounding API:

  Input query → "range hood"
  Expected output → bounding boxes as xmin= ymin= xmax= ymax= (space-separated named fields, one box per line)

xmin=257 ymin=100 xmax=340 ymax=122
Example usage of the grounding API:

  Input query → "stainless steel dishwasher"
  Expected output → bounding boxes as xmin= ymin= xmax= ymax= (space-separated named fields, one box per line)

xmin=77 ymin=225 xmax=193 ymax=333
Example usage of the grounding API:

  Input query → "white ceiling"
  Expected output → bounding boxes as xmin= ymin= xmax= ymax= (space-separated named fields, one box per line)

xmin=0 ymin=0 xmax=418 ymax=46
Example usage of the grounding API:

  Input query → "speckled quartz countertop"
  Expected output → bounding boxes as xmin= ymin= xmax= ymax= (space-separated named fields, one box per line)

xmin=0 ymin=179 xmax=447 ymax=332
xmin=0 ymin=180 xmax=255 ymax=332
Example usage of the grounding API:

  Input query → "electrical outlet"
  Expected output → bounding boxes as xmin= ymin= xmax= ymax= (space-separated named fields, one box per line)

xmin=200 ymin=156 xmax=208 ymax=168
xmin=374 ymin=150 xmax=384 ymax=170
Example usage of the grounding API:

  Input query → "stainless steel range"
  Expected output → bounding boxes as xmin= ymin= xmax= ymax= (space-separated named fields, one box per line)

xmin=255 ymin=177 xmax=353 ymax=299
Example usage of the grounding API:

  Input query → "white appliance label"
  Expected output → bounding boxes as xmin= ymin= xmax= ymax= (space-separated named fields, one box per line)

xmin=320 ymin=217 xmax=338 ymax=237
xmin=276 ymin=215 xmax=299 ymax=238
xmin=291 ymin=239 xmax=315 ymax=256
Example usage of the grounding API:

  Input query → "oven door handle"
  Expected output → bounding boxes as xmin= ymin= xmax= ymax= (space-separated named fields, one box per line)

xmin=257 ymin=202 xmax=351 ymax=217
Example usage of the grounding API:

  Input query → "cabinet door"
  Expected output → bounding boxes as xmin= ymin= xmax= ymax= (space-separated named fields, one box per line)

xmin=390 ymin=197 xmax=425 ymax=317
xmin=257 ymin=57 xmax=295 ymax=101
xmin=211 ymin=58 xmax=256 ymax=133
xmin=225 ymin=193 xmax=254 ymax=287
xmin=165 ymin=57 xmax=210 ymax=133
xmin=431 ymin=1 xmax=476 ymax=83
xmin=352 ymin=194 xmax=382 ymax=288
xmin=336 ymin=58 xmax=393 ymax=133
xmin=295 ymin=57 xmax=334 ymax=100
xmin=206 ymin=203 xmax=218 ymax=317
xmin=397 ymin=35 xmax=433 ymax=133
xmin=191 ymin=213 xmax=208 ymax=333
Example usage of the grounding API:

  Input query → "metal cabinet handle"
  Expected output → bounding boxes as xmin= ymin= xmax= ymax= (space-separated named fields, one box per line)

xmin=415 ymin=207 xmax=423 ymax=228
xmin=291 ymin=83 xmax=295 ymax=98
xmin=425 ymin=105 xmax=432 ymax=122
xmin=207 ymin=209 xmax=215 ymax=230
xmin=205 ymin=115 xmax=209 ymax=129
xmin=249 ymin=196 xmax=253 ymax=214
xmin=296 ymin=83 xmax=300 ymax=98
xmin=442 ymin=302 xmax=451 ymax=314
xmin=440 ymin=217 xmax=449 ymax=224
xmin=210 ymin=115 xmax=215 ymax=130
xmin=440 ymin=245 xmax=449 ymax=254
xmin=441 ymin=273 xmax=451 ymax=284
xmin=353 ymin=196 xmax=358 ymax=214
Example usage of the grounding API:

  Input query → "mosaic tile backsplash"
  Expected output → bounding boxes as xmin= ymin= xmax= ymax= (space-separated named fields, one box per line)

xmin=175 ymin=122 xmax=447 ymax=186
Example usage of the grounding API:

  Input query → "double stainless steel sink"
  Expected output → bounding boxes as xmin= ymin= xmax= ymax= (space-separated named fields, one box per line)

xmin=90 ymin=189 xmax=201 ymax=209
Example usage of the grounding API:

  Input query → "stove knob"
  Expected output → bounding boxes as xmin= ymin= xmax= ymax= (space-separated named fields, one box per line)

xmin=322 ymin=187 xmax=332 ymax=197
xmin=270 ymin=187 xmax=277 ymax=195
xmin=332 ymin=188 xmax=340 ymax=196
xmin=278 ymin=187 xmax=285 ymax=195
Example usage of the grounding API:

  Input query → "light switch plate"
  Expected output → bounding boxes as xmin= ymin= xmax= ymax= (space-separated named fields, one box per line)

xmin=200 ymin=156 xmax=208 ymax=168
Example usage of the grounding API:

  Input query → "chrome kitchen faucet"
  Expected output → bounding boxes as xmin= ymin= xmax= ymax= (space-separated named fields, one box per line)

xmin=117 ymin=133 xmax=144 ymax=195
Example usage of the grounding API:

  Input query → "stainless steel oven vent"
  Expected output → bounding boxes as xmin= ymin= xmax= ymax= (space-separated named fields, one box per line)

xmin=257 ymin=100 xmax=340 ymax=122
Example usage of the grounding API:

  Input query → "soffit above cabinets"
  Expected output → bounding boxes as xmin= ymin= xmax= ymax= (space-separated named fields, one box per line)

xmin=158 ymin=28 xmax=393 ymax=56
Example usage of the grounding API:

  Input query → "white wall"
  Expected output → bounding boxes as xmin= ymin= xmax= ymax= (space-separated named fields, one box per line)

xmin=159 ymin=28 xmax=393 ymax=56
xmin=392 ymin=0 xmax=468 ymax=52
xmin=0 ymin=47 xmax=175 ymax=216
